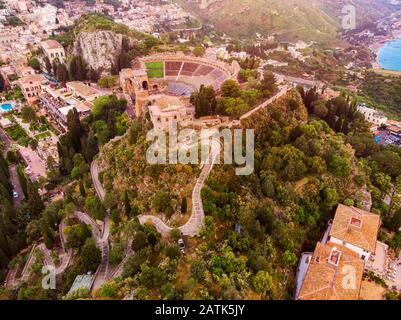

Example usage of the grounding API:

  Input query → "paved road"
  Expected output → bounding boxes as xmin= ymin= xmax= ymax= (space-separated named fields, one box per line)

xmin=10 ymin=165 xmax=24 ymax=206
xmin=91 ymin=161 xmax=106 ymax=202
xmin=5 ymin=209 xmax=108 ymax=289
xmin=92 ymin=239 xmax=110 ymax=290
xmin=73 ymin=210 xmax=110 ymax=291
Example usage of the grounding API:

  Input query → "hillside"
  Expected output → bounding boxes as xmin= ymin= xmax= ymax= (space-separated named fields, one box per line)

xmin=179 ymin=0 xmax=397 ymax=44
xmin=317 ymin=0 xmax=397 ymax=27
xmin=180 ymin=0 xmax=340 ymax=44
xmin=97 ymin=119 xmax=201 ymax=225
xmin=90 ymin=90 xmax=374 ymax=299
xmin=53 ymin=13 xmax=159 ymax=76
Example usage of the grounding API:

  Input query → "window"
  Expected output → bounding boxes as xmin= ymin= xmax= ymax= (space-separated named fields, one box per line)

xmin=329 ymin=247 xmax=341 ymax=266
xmin=350 ymin=217 xmax=362 ymax=228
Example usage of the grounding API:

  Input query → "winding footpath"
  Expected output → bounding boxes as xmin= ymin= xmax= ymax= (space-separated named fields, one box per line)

xmin=4 ymin=210 xmax=108 ymax=290
xmin=90 ymin=87 xmax=289 ymax=237
xmin=91 ymin=140 xmax=220 ymax=237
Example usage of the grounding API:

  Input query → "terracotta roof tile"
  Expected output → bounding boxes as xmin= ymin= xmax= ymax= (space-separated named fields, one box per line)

xmin=298 ymin=242 xmax=364 ymax=300
xmin=329 ymin=204 xmax=380 ymax=253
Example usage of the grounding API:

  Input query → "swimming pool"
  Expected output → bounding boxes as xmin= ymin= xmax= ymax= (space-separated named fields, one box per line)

xmin=0 ymin=103 xmax=13 ymax=112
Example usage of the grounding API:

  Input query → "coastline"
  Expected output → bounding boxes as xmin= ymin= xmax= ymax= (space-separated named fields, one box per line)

xmin=371 ymin=29 xmax=401 ymax=71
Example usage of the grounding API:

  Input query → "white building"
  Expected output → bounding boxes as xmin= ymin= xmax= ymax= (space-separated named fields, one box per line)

xmin=357 ymin=104 xmax=388 ymax=126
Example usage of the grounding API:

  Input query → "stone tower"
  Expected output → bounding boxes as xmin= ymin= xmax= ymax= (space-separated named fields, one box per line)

xmin=119 ymin=68 xmax=149 ymax=117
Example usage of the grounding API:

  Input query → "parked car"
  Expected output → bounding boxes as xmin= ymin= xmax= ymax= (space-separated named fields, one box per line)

xmin=13 ymin=191 xmax=18 ymax=198
xmin=178 ymin=239 xmax=185 ymax=254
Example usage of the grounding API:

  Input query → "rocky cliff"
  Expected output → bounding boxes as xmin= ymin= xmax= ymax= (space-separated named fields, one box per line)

xmin=73 ymin=30 xmax=135 ymax=76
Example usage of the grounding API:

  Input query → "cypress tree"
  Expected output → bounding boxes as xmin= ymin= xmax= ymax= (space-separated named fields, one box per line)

xmin=57 ymin=63 xmax=68 ymax=82
xmin=66 ymin=108 xmax=82 ymax=153
xmin=124 ymin=190 xmax=131 ymax=216
xmin=17 ymin=165 xmax=28 ymax=198
xmin=181 ymin=197 xmax=187 ymax=214
xmin=79 ymin=180 xmax=86 ymax=197
xmin=44 ymin=56 xmax=52 ymax=73
xmin=27 ymin=180 xmax=44 ymax=217
xmin=0 ymin=247 xmax=9 ymax=269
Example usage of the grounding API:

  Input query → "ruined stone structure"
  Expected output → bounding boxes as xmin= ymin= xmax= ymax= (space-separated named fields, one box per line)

xmin=120 ymin=68 xmax=149 ymax=117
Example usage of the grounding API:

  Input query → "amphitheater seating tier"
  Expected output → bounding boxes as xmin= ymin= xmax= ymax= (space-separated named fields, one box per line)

xmin=194 ymin=65 xmax=214 ymax=76
xmin=165 ymin=61 xmax=183 ymax=71
xmin=167 ymin=82 xmax=194 ymax=96
xmin=143 ymin=56 xmax=233 ymax=97
xmin=165 ymin=70 xmax=180 ymax=76
xmin=182 ymin=62 xmax=201 ymax=73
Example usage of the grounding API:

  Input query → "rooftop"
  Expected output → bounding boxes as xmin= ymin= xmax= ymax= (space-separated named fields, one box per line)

xmin=19 ymin=74 xmax=46 ymax=85
xmin=41 ymin=39 xmax=64 ymax=50
xmin=329 ymin=204 xmax=381 ymax=253
xmin=67 ymin=81 xmax=100 ymax=99
xmin=298 ymin=242 xmax=364 ymax=300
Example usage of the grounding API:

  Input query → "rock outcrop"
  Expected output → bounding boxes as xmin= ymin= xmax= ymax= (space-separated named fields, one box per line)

xmin=73 ymin=30 xmax=135 ymax=76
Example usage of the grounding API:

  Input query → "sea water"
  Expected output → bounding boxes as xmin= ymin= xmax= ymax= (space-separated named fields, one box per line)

xmin=378 ymin=36 xmax=401 ymax=71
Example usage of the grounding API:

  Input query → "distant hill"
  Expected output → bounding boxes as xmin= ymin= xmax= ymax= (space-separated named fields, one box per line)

xmin=180 ymin=0 xmax=340 ymax=43
xmin=179 ymin=0 xmax=397 ymax=44
xmin=317 ymin=0 xmax=397 ymax=27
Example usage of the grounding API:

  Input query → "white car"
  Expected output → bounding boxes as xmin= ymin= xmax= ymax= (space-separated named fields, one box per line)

xmin=13 ymin=191 xmax=18 ymax=198
xmin=178 ymin=239 xmax=185 ymax=254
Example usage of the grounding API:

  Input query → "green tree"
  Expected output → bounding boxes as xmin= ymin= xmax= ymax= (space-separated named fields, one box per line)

xmin=43 ymin=56 xmax=52 ymax=73
xmin=253 ymin=270 xmax=272 ymax=294
xmin=164 ymin=244 xmax=181 ymax=259
xmin=84 ymin=195 xmax=105 ymax=220
xmin=328 ymin=154 xmax=350 ymax=178
xmin=131 ymin=231 xmax=148 ymax=251
xmin=190 ymin=259 xmax=206 ymax=281
xmin=69 ymin=55 xmax=86 ymax=81
xmin=181 ymin=197 xmax=187 ymax=214
xmin=65 ymin=223 xmax=92 ymax=249
xmin=80 ymin=238 xmax=101 ymax=272
xmin=27 ymin=180 xmax=44 ymax=217
xmin=57 ymin=63 xmax=68 ymax=82
xmin=124 ymin=190 xmax=131 ymax=216
xmin=170 ymin=228 xmax=181 ymax=241
xmin=28 ymin=57 xmax=41 ymax=71
xmin=153 ymin=191 xmax=173 ymax=217
xmin=192 ymin=45 xmax=205 ymax=57
xmin=221 ymin=80 xmax=240 ymax=98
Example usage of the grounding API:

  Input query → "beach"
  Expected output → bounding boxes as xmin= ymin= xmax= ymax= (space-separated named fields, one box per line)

xmin=371 ymin=29 xmax=401 ymax=71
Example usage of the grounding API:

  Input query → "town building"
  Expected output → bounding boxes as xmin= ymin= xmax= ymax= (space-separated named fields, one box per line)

xmin=328 ymin=204 xmax=381 ymax=262
xmin=0 ymin=32 xmax=19 ymax=46
xmin=66 ymin=81 xmax=101 ymax=102
xmin=295 ymin=204 xmax=382 ymax=300
xmin=39 ymin=82 xmax=98 ymax=130
xmin=357 ymin=104 xmax=388 ymax=126
xmin=19 ymin=74 xmax=47 ymax=104
xmin=41 ymin=39 xmax=66 ymax=64
xmin=297 ymin=242 xmax=364 ymax=300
